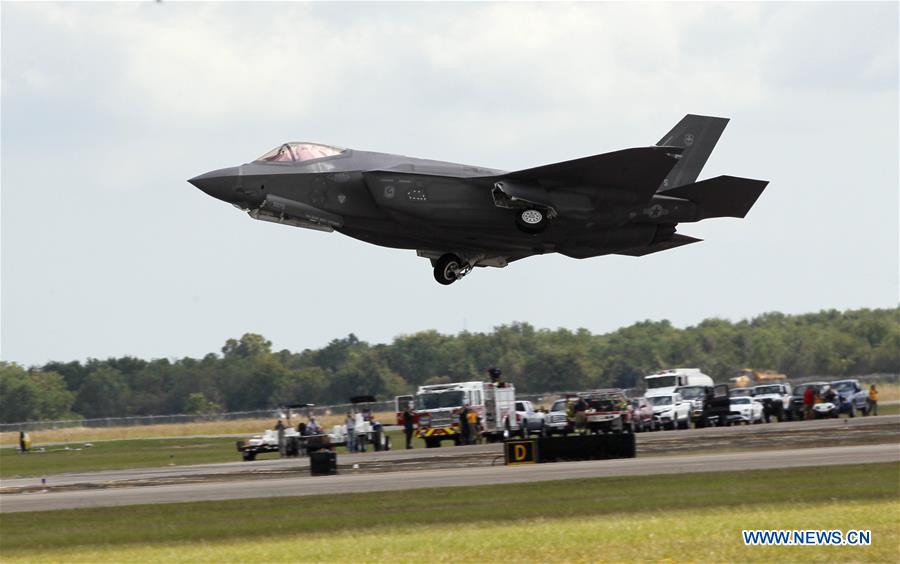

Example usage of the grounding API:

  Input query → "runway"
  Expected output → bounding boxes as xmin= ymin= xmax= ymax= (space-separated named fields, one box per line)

xmin=3 ymin=414 xmax=896 ymax=491
xmin=2 ymin=444 xmax=897 ymax=513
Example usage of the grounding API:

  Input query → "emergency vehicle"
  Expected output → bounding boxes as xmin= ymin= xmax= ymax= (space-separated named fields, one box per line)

xmin=414 ymin=381 xmax=520 ymax=447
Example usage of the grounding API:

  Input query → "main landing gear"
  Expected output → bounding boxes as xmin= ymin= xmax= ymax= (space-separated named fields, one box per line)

xmin=433 ymin=253 xmax=472 ymax=285
xmin=515 ymin=208 xmax=548 ymax=233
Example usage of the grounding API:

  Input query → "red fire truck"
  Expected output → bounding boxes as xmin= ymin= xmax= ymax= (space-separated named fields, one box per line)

xmin=413 ymin=381 xmax=520 ymax=447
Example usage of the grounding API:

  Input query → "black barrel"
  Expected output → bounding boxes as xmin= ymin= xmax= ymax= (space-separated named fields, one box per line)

xmin=310 ymin=450 xmax=337 ymax=475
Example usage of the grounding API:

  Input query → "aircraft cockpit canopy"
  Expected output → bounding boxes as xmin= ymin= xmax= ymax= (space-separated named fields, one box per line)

xmin=255 ymin=142 xmax=345 ymax=163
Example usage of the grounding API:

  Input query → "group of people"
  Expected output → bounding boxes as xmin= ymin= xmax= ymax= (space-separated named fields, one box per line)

xmin=272 ymin=415 xmax=324 ymax=457
xmin=801 ymin=383 xmax=879 ymax=420
xmin=344 ymin=410 xmax=382 ymax=453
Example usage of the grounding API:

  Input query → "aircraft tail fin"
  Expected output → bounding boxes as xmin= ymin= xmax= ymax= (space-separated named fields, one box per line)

xmin=656 ymin=114 xmax=729 ymax=190
xmin=664 ymin=175 xmax=768 ymax=219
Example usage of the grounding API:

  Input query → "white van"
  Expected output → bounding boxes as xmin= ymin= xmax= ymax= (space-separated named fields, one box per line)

xmin=644 ymin=368 xmax=713 ymax=397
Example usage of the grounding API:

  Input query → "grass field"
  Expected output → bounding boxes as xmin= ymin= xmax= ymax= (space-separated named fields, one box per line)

xmin=1 ymin=462 xmax=897 ymax=562
xmin=0 ymin=430 xmax=429 ymax=479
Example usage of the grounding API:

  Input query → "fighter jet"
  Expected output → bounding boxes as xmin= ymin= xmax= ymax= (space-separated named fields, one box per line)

xmin=189 ymin=114 xmax=767 ymax=285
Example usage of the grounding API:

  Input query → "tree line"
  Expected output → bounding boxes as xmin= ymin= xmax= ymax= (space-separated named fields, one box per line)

xmin=1 ymin=307 xmax=897 ymax=423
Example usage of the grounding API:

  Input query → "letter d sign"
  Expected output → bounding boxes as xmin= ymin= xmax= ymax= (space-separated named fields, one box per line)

xmin=505 ymin=439 xmax=536 ymax=465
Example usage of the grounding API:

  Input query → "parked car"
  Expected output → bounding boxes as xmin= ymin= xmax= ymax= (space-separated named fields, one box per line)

xmin=830 ymin=379 xmax=869 ymax=417
xmin=685 ymin=384 xmax=740 ymax=427
xmin=515 ymin=400 xmax=548 ymax=436
xmin=788 ymin=381 xmax=829 ymax=420
xmin=729 ymin=396 xmax=764 ymax=424
xmin=752 ymin=383 xmax=792 ymax=422
xmin=675 ymin=384 xmax=716 ymax=427
xmin=647 ymin=393 xmax=691 ymax=430
xmin=630 ymin=397 xmax=656 ymax=432
xmin=547 ymin=397 xmax=576 ymax=435
xmin=729 ymin=387 xmax=756 ymax=398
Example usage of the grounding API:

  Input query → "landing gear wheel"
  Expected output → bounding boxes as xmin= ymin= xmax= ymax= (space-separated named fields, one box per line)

xmin=433 ymin=253 xmax=463 ymax=285
xmin=515 ymin=208 xmax=547 ymax=233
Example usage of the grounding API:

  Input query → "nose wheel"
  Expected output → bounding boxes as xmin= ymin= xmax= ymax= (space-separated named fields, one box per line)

xmin=433 ymin=253 xmax=472 ymax=285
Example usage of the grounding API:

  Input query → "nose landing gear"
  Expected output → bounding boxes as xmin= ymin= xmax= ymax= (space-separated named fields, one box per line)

xmin=433 ymin=253 xmax=473 ymax=285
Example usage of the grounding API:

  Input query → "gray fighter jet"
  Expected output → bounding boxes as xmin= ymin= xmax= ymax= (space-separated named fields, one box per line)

xmin=189 ymin=115 xmax=767 ymax=285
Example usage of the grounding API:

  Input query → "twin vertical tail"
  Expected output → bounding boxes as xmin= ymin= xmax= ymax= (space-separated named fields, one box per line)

xmin=656 ymin=114 xmax=768 ymax=219
xmin=656 ymin=114 xmax=729 ymax=190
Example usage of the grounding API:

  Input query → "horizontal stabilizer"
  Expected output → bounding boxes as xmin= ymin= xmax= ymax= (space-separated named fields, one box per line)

xmin=616 ymin=234 xmax=702 ymax=257
xmin=505 ymin=146 xmax=682 ymax=203
xmin=662 ymin=175 xmax=768 ymax=219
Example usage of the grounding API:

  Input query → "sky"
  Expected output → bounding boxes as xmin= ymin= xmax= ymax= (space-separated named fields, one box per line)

xmin=2 ymin=1 xmax=898 ymax=367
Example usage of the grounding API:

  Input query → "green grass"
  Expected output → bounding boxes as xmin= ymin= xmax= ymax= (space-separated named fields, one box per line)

xmin=0 ymin=438 xmax=241 ymax=479
xmin=0 ymin=431 xmax=430 ymax=479
xmin=1 ymin=462 xmax=897 ymax=562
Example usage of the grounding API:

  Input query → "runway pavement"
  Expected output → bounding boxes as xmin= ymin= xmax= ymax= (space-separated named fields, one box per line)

xmin=3 ymin=414 xmax=896 ymax=491
xmin=1 ymin=443 xmax=897 ymax=513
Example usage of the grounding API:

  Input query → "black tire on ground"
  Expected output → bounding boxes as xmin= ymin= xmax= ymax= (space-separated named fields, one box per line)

xmin=425 ymin=438 xmax=440 ymax=448
xmin=242 ymin=451 xmax=256 ymax=461
xmin=849 ymin=405 xmax=855 ymax=418
xmin=433 ymin=253 xmax=463 ymax=285
xmin=515 ymin=208 xmax=548 ymax=233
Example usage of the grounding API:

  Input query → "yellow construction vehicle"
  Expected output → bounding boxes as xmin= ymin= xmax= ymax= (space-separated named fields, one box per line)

xmin=729 ymin=368 xmax=788 ymax=388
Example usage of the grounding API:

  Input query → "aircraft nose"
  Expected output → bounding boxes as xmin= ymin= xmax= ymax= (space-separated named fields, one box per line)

xmin=188 ymin=166 xmax=240 ymax=201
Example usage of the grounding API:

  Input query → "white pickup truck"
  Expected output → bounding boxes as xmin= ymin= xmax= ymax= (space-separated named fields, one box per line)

xmin=647 ymin=392 xmax=691 ymax=430
xmin=752 ymin=383 xmax=792 ymax=422
xmin=515 ymin=400 xmax=547 ymax=436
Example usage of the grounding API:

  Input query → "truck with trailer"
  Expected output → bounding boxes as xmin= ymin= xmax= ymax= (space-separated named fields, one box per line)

xmin=414 ymin=381 xmax=520 ymax=447
xmin=644 ymin=368 xmax=714 ymax=398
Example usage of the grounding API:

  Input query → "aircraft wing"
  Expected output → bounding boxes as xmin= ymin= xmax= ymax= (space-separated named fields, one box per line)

xmin=503 ymin=146 xmax=683 ymax=203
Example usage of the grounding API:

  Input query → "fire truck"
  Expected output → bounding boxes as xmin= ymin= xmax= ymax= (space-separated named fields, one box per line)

xmin=414 ymin=381 xmax=520 ymax=447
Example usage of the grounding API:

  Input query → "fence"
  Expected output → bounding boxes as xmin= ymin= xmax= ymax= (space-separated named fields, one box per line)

xmin=0 ymin=393 xmax=554 ymax=433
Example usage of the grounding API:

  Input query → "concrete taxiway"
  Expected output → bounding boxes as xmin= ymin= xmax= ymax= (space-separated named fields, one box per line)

xmin=1 ymin=443 xmax=897 ymax=513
